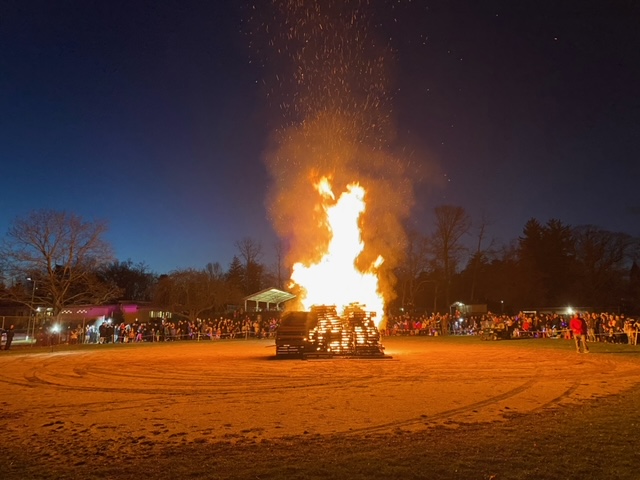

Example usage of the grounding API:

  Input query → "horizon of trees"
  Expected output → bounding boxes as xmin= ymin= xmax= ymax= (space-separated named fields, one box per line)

xmin=2 ymin=208 xmax=640 ymax=321
xmin=395 ymin=215 xmax=640 ymax=316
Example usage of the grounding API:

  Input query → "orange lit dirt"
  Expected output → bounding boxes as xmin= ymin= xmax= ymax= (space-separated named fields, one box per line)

xmin=1 ymin=338 xmax=639 ymax=473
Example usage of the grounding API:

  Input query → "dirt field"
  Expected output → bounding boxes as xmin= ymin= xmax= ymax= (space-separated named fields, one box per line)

xmin=1 ymin=336 xmax=640 ymax=479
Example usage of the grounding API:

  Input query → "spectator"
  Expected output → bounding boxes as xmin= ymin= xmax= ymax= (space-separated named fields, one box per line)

xmin=2 ymin=325 xmax=15 ymax=350
xmin=570 ymin=313 xmax=589 ymax=354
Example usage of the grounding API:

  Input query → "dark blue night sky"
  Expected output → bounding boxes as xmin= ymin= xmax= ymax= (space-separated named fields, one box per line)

xmin=2 ymin=0 xmax=639 ymax=274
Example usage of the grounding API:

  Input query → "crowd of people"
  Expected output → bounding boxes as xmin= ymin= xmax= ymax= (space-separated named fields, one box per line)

xmin=19 ymin=309 xmax=640 ymax=348
xmin=384 ymin=311 xmax=640 ymax=345
xmin=35 ymin=315 xmax=280 ymax=346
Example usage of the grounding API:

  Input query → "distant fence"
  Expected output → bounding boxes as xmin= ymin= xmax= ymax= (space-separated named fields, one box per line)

xmin=0 ymin=316 xmax=29 ymax=329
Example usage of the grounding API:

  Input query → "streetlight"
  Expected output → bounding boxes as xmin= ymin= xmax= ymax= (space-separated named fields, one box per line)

xmin=51 ymin=324 xmax=60 ymax=350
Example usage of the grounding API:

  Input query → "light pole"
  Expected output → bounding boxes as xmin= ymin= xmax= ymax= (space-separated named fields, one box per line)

xmin=27 ymin=277 xmax=37 ymax=344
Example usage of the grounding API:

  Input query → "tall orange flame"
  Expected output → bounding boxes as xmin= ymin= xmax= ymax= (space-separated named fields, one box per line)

xmin=290 ymin=177 xmax=384 ymax=326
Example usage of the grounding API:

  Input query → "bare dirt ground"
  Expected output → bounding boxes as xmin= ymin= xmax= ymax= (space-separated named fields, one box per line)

xmin=1 ymin=337 xmax=640 ymax=479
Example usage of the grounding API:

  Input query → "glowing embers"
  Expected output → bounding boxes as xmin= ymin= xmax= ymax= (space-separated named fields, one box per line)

xmin=308 ymin=305 xmax=351 ymax=354
xmin=306 ymin=305 xmax=385 ymax=357
xmin=290 ymin=178 xmax=384 ymax=325
xmin=345 ymin=305 xmax=383 ymax=356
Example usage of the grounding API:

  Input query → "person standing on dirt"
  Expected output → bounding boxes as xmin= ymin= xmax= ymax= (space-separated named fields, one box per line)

xmin=441 ymin=314 xmax=450 ymax=336
xmin=570 ymin=313 xmax=589 ymax=354
xmin=586 ymin=313 xmax=597 ymax=342
xmin=3 ymin=325 xmax=15 ymax=350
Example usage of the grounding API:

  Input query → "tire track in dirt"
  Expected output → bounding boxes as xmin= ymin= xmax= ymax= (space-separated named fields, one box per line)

xmin=532 ymin=379 xmax=582 ymax=411
xmin=337 ymin=377 xmax=541 ymax=435
xmin=0 ymin=348 xmax=383 ymax=400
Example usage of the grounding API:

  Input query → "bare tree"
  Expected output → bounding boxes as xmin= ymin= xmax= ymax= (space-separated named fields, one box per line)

xmin=205 ymin=261 xmax=226 ymax=281
xmin=573 ymin=226 xmax=634 ymax=307
xmin=431 ymin=205 xmax=471 ymax=306
xmin=396 ymin=229 xmax=431 ymax=312
xmin=235 ymin=237 xmax=264 ymax=294
xmin=0 ymin=210 xmax=120 ymax=320
xmin=273 ymin=240 xmax=285 ymax=290
xmin=152 ymin=268 xmax=228 ymax=322
xmin=469 ymin=212 xmax=494 ymax=302
xmin=98 ymin=259 xmax=156 ymax=302
xmin=235 ymin=237 xmax=263 ymax=266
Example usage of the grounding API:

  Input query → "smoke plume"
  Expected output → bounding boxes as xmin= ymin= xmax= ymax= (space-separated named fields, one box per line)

xmin=249 ymin=0 xmax=418 ymax=308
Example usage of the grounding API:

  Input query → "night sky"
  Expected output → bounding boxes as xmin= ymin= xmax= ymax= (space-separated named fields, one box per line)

xmin=2 ymin=0 xmax=639 ymax=275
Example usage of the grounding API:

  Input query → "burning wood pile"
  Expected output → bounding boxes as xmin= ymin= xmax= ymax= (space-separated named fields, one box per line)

xmin=276 ymin=304 xmax=387 ymax=358
xmin=344 ymin=304 xmax=384 ymax=356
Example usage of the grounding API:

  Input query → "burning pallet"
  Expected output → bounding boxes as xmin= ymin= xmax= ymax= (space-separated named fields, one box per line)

xmin=275 ymin=304 xmax=389 ymax=359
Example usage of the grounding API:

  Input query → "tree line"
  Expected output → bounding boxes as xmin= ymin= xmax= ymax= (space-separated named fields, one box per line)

xmin=0 ymin=210 xmax=274 ymax=323
xmin=2 ymin=208 xmax=640 ymax=324
xmin=395 ymin=206 xmax=640 ymax=315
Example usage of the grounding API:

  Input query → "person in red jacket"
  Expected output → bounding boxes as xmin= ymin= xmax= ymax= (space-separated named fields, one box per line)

xmin=570 ymin=313 xmax=590 ymax=354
